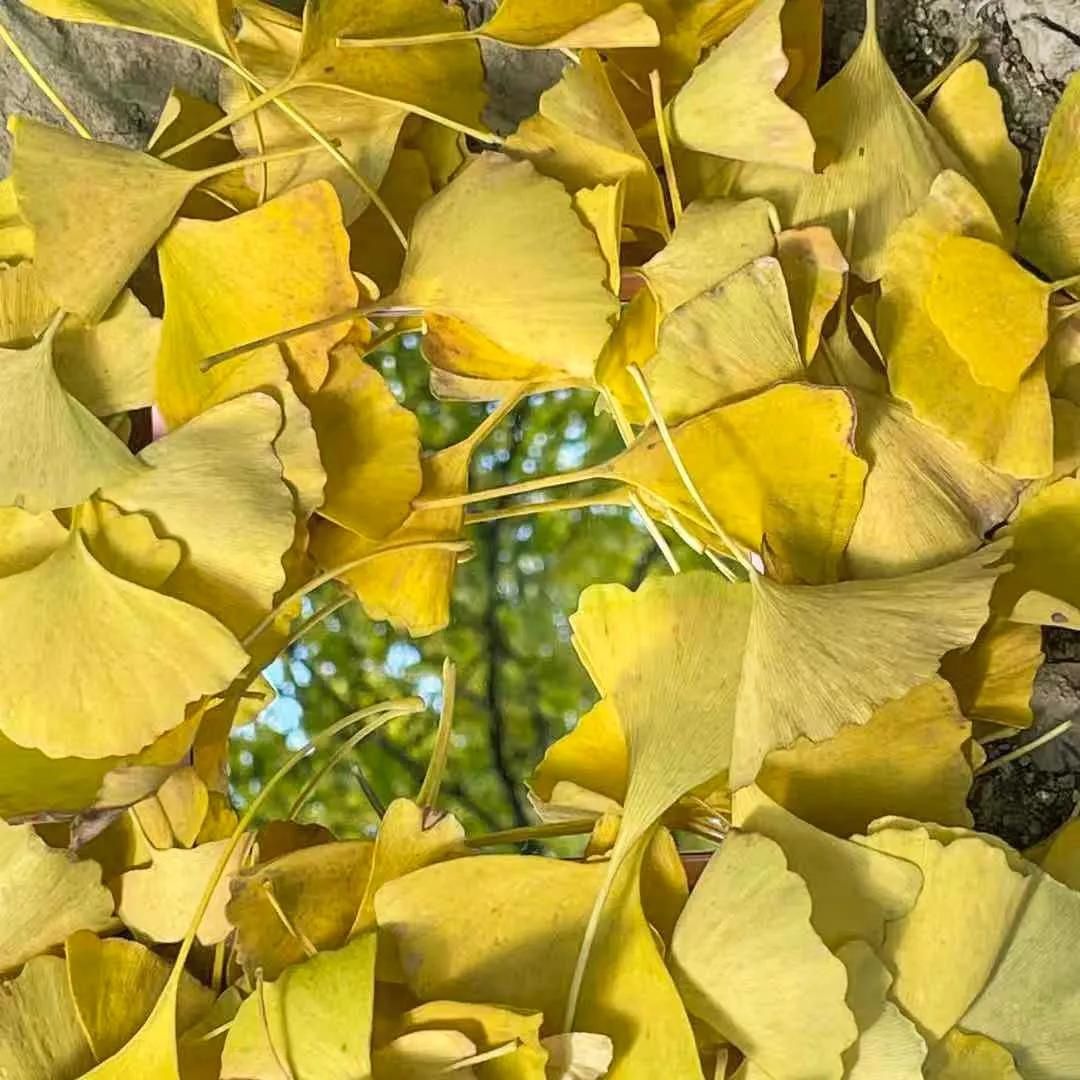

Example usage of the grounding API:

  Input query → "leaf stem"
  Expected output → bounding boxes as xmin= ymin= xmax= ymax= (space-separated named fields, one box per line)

xmin=0 ymin=18 xmax=91 ymax=138
xmin=415 ymin=465 xmax=610 ymax=511
xmin=418 ymin=658 xmax=456 ymax=807
xmin=625 ymin=364 xmax=754 ymax=574
xmin=158 ymin=82 xmax=281 ymax=160
xmin=195 ymin=140 xmax=331 ymax=181
xmin=977 ymin=719 xmax=1074 ymax=775
xmin=465 ymin=818 xmax=598 ymax=848
xmin=335 ymin=28 xmax=476 ymax=48
xmin=463 ymin=489 xmax=629 ymax=525
xmin=649 ymin=70 xmax=682 ymax=226
xmin=629 ymin=492 xmax=681 ymax=573
xmin=912 ymin=37 xmax=978 ymax=105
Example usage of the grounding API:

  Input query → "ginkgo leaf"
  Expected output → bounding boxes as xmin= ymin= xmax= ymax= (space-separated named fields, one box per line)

xmin=291 ymin=0 xmax=488 ymax=137
xmin=0 ymin=176 xmax=33 ymax=262
xmin=392 ymin=154 xmax=618 ymax=383
xmin=222 ymin=17 xmax=407 ymax=224
xmin=101 ymin=392 xmax=296 ymax=636
xmin=732 ymin=786 xmax=923 ymax=950
xmin=22 ymin=0 xmax=236 ymax=58
xmin=941 ymin=617 xmax=1043 ymax=729
xmin=776 ymin=225 xmax=847 ymax=362
xmin=574 ymin=182 xmax=623 ymax=295
xmin=879 ymin=171 xmax=1053 ymax=477
xmin=639 ymin=196 xmax=777 ymax=315
xmin=8 ymin=116 xmax=255 ymax=321
xmin=717 ymin=0 xmax=960 ymax=279
xmin=606 ymin=382 xmax=865 ymax=583
xmin=309 ymin=346 xmax=422 ymax=541
xmin=178 ymin=987 xmax=242 ymax=1080
xmin=927 ymin=60 xmax=1022 ymax=240
xmin=141 ymin=766 xmax=212 ymax=848
xmin=923 ymin=1030 xmax=1023 ymax=1080
xmin=65 ymin=930 xmax=215 ymax=1063
xmin=854 ymin=825 xmax=1030 ymax=1043
xmin=80 ymin=499 xmax=182 ymax=591
xmin=756 ymin=678 xmax=974 ymax=836
xmin=117 ymin=838 xmax=247 ymax=946
xmin=0 ymin=955 xmax=95 ymax=1080
xmin=1028 ymin=817 xmax=1080 ymax=891
xmin=837 ymin=940 xmax=926 ymax=1079
xmin=156 ymin=180 xmax=358 ymax=409
xmin=506 ymin=50 xmax=669 ymax=237
xmin=0 ymin=505 xmax=66 ymax=578
xmin=373 ymin=1030 xmax=479 ymax=1080
xmin=621 ymin=257 xmax=804 ymax=425
xmin=670 ymin=832 xmax=856 ymax=1080
xmin=669 ymin=0 xmax=814 ymax=170
xmin=0 ymin=261 xmax=55 ymax=345
xmin=924 ymin=236 xmax=1052 ymax=392
xmin=53 ymin=290 xmax=159 ymax=417
xmin=1017 ymin=70 xmax=1080 ymax=281
xmin=376 ymin=849 xmax=704 ymax=1079
xmin=992 ymin=477 xmax=1080 ymax=627
xmin=475 ymin=0 xmax=659 ymax=47
xmin=227 ymin=840 xmax=374 ymax=980
xmin=844 ymin=388 xmax=1021 ymax=578
xmin=542 ymin=1032 xmax=614 ymax=1080
xmin=0 ymin=820 xmax=114 ymax=973
xmin=0 ymin=317 xmax=140 ymax=512
xmin=0 ymin=531 xmax=248 ymax=758
xmin=388 ymin=1001 xmax=548 ymax=1080
xmin=221 ymin=934 xmax=376 ymax=1080
xmin=961 ymin=865 xmax=1080 ymax=1080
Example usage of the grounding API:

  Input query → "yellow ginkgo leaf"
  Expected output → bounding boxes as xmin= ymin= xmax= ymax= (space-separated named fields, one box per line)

xmin=854 ymin=825 xmax=1030 ymax=1043
xmin=102 ymin=393 xmax=296 ymax=636
xmin=373 ymin=1030 xmax=479 ymax=1080
xmin=717 ymin=0 xmax=960 ymax=279
xmin=879 ymin=172 xmax=1053 ymax=478
xmin=837 ymin=940 xmax=927 ymax=1079
xmin=0 ymin=505 xmax=66 ymax=578
xmin=941 ymin=617 xmax=1043 ymax=729
xmin=392 ymin=154 xmax=618 ymax=383
xmin=22 ymin=0 xmax=236 ymax=58
xmin=157 ymin=180 xmax=358 ymax=408
xmin=625 ymin=257 xmax=804 ymax=425
xmin=178 ymin=987 xmax=243 ymax=1080
xmin=669 ymin=0 xmax=814 ymax=170
xmin=0 ymin=531 xmax=247 ymax=758
xmin=475 ymin=0 xmax=659 ymax=47
xmin=1017 ymin=70 xmax=1080 ymax=281
xmin=0 ymin=176 xmax=33 ymax=262
xmin=292 ymin=0 xmax=488 ymax=137
xmin=309 ymin=346 xmax=422 ymax=541
xmin=541 ymin=1032 xmax=614 ymax=1080
xmin=924 ymin=236 xmax=1051 ymax=392
xmin=506 ymin=50 xmax=669 ymax=237
xmin=732 ymin=786 xmax=923 ymax=950
xmin=117 ymin=838 xmax=247 ymax=946
xmin=992 ymin=477 xmax=1080 ymax=627
xmin=756 ymin=678 xmax=974 ymax=836
xmin=8 ymin=116 xmax=263 ymax=321
xmin=923 ymin=1030 xmax=1023 ymax=1080
xmin=375 ymin=850 xmax=705 ymax=1080
xmin=927 ymin=60 xmax=1022 ymax=240
xmin=227 ymin=839 xmax=374 ymax=980
xmin=1028 ymin=817 xmax=1080 ymax=891
xmin=960 ymin=865 xmax=1080 ymax=1080
xmin=670 ymin=832 xmax=856 ymax=1080
xmin=353 ymin=799 xmax=466 ymax=942
xmin=0 ymin=820 xmax=114 ymax=973
xmin=574 ymin=182 xmax=624 ymax=295
xmin=390 ymin=1001 xmax=548 ymax=1080
xmin=607 ymin=382 xmax=865 ymax=582
xmin=776 ymin=225 xmax=847 ymax=362
xmin=0 ymin=316 xmax=139 ymax=512
xmin=65 ymin=930 xmax=215 ymax=1063
xmin=221 ymin=934 xmax=377 ymax=1080
xmin=530 ymin=698 xmax=629 ymax=808
xmin=53 ymin=290 xmax=160 ymax=417
xmin=81 ymin=500 xmax=182 ymax=591
xmin=844 ymin=388 xmax=1021 ymax=578
xmin=639 ymin=196 xmax=777 ymax=315
xmin=138 ymin=766 xmax=211 ymax=849
xmin=0 ymin=955 xmax=94 ymax=1080
xmin=223 ymin=9 xmax=406 ymax=224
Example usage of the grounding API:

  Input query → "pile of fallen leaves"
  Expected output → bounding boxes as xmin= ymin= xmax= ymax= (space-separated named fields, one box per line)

xmin=1 ymin=0 xmax=1080 ymax=1076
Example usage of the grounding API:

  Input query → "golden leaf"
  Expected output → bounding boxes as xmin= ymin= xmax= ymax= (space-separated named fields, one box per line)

xmin=923 ymin=1030 xmax=1023 ymax=1080
xmin=476 ymin=0 xmax=659 ymax=48
xmin=775 ymin=225 xmax=847 ymax=362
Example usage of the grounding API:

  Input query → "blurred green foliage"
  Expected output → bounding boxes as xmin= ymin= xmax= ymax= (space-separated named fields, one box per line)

xmin=229 ymin=336 xmax=693 ymax=837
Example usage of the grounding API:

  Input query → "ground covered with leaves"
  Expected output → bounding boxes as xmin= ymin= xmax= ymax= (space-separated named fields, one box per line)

xmin=1 ymin=0 xmax=1080 ymax=1077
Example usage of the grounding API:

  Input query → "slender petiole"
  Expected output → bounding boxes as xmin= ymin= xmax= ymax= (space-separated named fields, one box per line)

xmin=418 ymin=658 xmax=456 ymax=808
xmin=465 ymin=818 xmax=598 ymax=849
xmin=649 ymin=70 xmax=683 ymax=225
xmin=463 ymin=490 xmax=629 ymax=525
xmin=912 ymin=37 xmax=979 ymax=105
xmin=158 ymin=82 xmax=280 ymax=160
xmin=977 ymin=719 xmax=1073 ymax=775
xmin=260 ymin=880 xmax=318 ymax=957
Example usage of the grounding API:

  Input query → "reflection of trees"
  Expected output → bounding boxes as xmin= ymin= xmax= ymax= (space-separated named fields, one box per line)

xmin=230 ymin=338 xmax=669 ymax=835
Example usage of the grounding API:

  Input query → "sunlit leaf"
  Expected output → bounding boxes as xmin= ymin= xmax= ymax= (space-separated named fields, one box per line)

xmin=923 ymin=1030 xmax=1023 ymax=1080
xmin=775 ymin=225 xmax=846 ymax=362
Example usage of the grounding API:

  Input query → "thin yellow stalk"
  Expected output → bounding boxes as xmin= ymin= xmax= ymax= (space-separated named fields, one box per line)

xmin=977 ymin=719 xmax=1073 ymax=775
xmin=463 ymin=490 xmax=629 ymax=525
xmin=158 ymin=82 xmax=281 ymax=159
xmin=465 ymin=818 xmax=598 ymax=849
xmin=415 ymin=465 xmax=609 ymax=511
xmin=912 ymin=38 xmax=979 ymax=104
xmin=418 ymin=658 xmax=456 ymax=807
xmin=649 ymin=70 xmax=682 ymax=224
xmin=0 ymin=19 xmax=91 ymax=137
xmin=630 ymin=492 xmax=681 ymax=573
